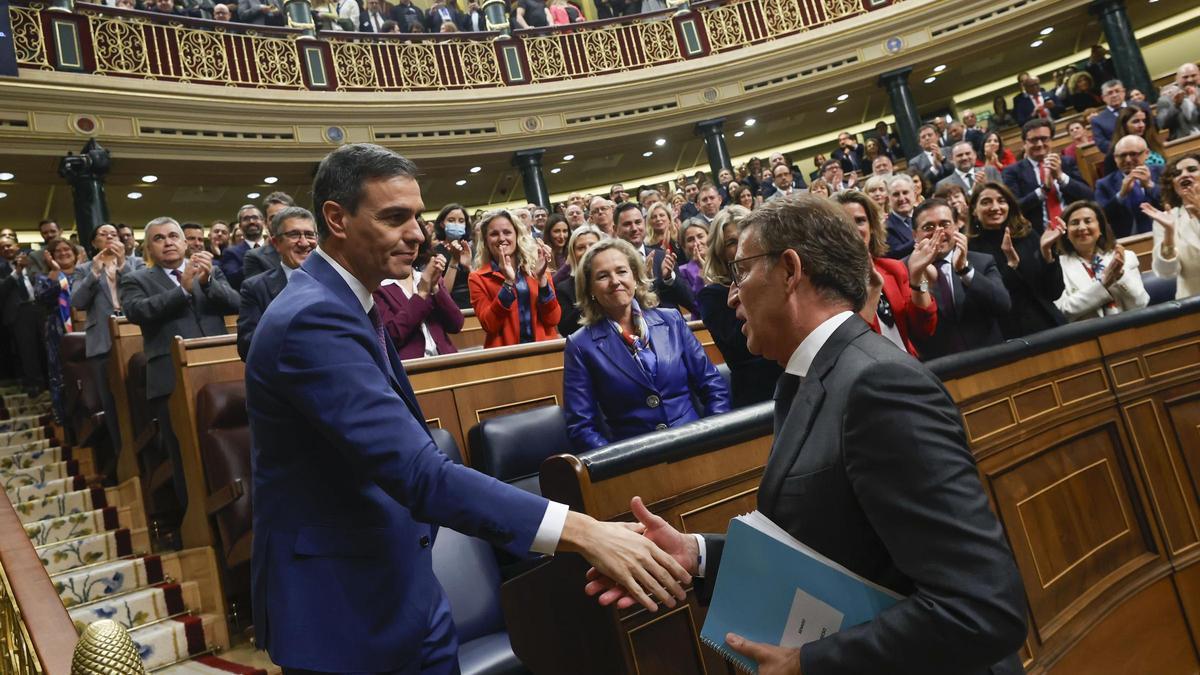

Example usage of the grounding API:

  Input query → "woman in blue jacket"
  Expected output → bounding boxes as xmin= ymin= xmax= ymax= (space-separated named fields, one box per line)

xmin=563 ymin=238 xmax=730 ymax=451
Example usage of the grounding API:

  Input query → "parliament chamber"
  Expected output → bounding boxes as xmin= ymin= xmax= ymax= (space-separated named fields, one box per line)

xmin=2 ymin=0 xmax=1200 ymax=671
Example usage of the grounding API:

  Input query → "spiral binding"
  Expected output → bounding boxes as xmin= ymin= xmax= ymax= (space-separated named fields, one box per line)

xmin=700 ymin=636 xmax=756 ymax=674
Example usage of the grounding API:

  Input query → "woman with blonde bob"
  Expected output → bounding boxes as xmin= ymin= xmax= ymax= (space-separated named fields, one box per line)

xmin=697 ymin=206 xmax=783 ymax=407
xmin=555 ymin=224 xmax=606 ymax=337
xmin=644 ymin=201 xmax=678 ymax=251
xmin=468 ymin=208 xmax=560 ymax=347
xmin=562 ymin=238 xmax=730 ymax=450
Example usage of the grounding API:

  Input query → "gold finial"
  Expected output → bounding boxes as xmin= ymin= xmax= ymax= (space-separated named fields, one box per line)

xmin=71 ymin=620 xmax=147 ymax=675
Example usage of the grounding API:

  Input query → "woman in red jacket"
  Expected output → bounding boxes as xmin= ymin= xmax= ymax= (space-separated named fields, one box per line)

xmin=468 ymin=209 xmax=561 ymax=347
xmin=834 ymin=191 xmax=939 ymax=359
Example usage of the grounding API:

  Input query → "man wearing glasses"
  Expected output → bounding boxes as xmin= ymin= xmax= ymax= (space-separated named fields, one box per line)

xmin=1002 ymin=118 xmax=1094 ymax=233
xmin=236 ymin=206 xmax=318 ymax=361
xmin=1095 ymin=135 xmax=1163 ymax=237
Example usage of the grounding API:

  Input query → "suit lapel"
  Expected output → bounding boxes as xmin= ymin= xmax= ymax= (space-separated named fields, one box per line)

xmin=267 ymin=268 xmax=287 ymax=299
xmin=756 ymin=317 xmax=868 ymax=514
xmin=643 ymin=311 xmax=669 ymax=387
xmin=591 ymin=323 xmax=655 ymax=392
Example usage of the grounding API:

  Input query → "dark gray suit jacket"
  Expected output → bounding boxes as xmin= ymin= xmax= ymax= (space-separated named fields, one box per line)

xmin=702 ymin=316 xmax=1027 ymax=674
xmin=71 ymin=258 xmax=146 ymax=358
xmin=908 ymin=250 xmax=1011 ymax=359
xmin=935 ymin=165 xmax=1002 ymax=195
xmin=119 ymin=264 xmax=239 ymax=400
xmin=242 ymin=245 xmax=280 ymax=282
xmin=237 ymin=265 xmax=287 ymax=361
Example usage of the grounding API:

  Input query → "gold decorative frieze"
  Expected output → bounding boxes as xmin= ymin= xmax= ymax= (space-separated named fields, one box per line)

xmin=10 ymin=6 xmax=49 ymax=69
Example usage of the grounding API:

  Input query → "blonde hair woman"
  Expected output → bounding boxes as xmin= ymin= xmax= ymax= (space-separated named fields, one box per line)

xmin=644 ymin=201 xmax=678 ymax=251
xmin=563 ymin=238 xmax=729 ymax=450
xmin=555 ymin=224 xmax=605 ymax=337
xmin=468 ymin=209 xmax=560 ymax=347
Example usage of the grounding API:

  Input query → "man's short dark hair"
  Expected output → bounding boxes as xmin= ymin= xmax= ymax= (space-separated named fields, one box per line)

xmin=271 ymin=206 xmax=316 ymax=237
xmin=1021 ymin=118 xmax=1055 ymax=140
xmin=263 ymin=191 xmax=295 ymax=210
xmin=181 ymin=222 xmax=204 ymax=234
xmin=38 ymin=219 xmax=59 ymax=231
xmin=913 ymin=197 xmax=958 ymax=228
xmin=820 ymin=159 xmax=841 ymax=173
xmin=918 ymin=123 xmax=937 ymax=136
xmin=311 ymin=143 xmax=418 ymax=242
xmin=739 ymin=195 xmax=870 ymax=311
xmin=613 ymin=201 xmax=642 ymax=224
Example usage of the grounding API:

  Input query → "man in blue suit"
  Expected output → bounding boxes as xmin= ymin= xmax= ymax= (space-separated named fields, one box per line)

xmin=236 ymin=206 xmax=316 ymax=361
xmin=883 ymin=174 xmax=919 ymax=259
xmin=1002 ymin=119 xmax=1094 ymax=234
xmin=217 ymin=204 xmax=268 ymax=290
xmin=1095 ymin=135 xmax=1163 ymax=238
xmin=1090 ymin=79 xmax=1151 ymax=154
xmin=1013 ymin=75 xmax=1060 ymax=126
xmin=246 ymin=143 xmax=689 ymax=674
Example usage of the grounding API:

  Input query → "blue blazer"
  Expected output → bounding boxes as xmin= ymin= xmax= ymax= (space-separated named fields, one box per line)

xmin=246 ymin=252 xmax=548 ymax=672
xmin=563 ymin=307 xmax=730 ymax=451
xmin=1013 ymin=89 xmax=1060 ymax=126
xmin=1089 ymin=102 xmax=1151 ymax=155
xmin=1095 ymin=165 xmax=1163 ymax=238
xmin=884 ymin=211 xmax=915 ymax=260
xmin=217 ymin=240 xmax=251 ymax=290
xmin=1001 ymin=158 xmax=1095 ymax=233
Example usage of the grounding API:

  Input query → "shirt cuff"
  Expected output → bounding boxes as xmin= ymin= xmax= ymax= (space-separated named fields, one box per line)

xmin=538 ymin=282 xmax=556 ymax=304
xmin=498 ymin=283 xmax=516 ymax=307
xmin=963 ymin=267 xmax=976 ymax=284
xmin=530 ymin=500 xmax=570 ymax=555
xmin=1058 ymin=174 xmax=1070 ymax=187
xmin=693 ymin=533 xmax=707 ymax=577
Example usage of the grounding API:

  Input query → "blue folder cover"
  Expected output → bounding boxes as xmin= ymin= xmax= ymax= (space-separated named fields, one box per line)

xmin=699 ymin=512 xmax=902 ymax=673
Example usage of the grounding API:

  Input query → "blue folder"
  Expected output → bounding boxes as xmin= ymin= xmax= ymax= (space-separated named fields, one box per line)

xmin=699 ymin=512 xmax=902 ymax=673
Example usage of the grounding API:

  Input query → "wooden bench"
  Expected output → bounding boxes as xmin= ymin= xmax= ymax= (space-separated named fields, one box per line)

xmin=503 ymin=298 xmax=1200 ymax=675
xmin=1165 ymin=131 xmax=1200 ymax=161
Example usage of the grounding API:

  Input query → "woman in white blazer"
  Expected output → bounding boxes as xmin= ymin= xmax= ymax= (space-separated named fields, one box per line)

xmin=1143 ymin=154 xmax=1200 ymax=300
xmin=1055 ymin=201 xmax=1148 ymax=321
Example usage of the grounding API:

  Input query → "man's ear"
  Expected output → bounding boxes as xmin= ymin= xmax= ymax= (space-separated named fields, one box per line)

xmin=321 ymin=201 xmax=348 ymax=240
xmin=779 ymin=249 xmax=803 ymax=292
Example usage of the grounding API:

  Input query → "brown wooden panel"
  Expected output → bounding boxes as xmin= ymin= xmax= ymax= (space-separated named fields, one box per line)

xmin=678 ymin=487 xmax=758 ymax=534
xmin=624 ymin=604 xmax=706 ymax=675
xmin=416 ymin=389 xmax=464 ymax=460
xmin=1144 ymin=340 xmax=1200 ymax=380
xmin=1124 ymin=399 xmax=1200 ymax=557
xmin=962 ymin=398 xmax=1017 ymax=442
xmin=990 ymin=421 xmax=1153 ymax=639
xmin=1047 ymin=578 xmax=1199 ymax=674
xmin=1014 ymin=383 xmax=1057 ymax=422
xmin=1056 ymin=368 xmax=1108 ymax=406
xmin=451 ymin=370 xmax=563 ymax=440
xmin=1110 ymin=358 xmax=1146 ymax=388
xmin=1175 ymin=562 xmax=1200 ymax=654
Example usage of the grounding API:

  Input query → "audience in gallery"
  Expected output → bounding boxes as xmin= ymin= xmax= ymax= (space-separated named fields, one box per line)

xmin=1053 ymin=200 xmax=1149 ymax=321
xmin=834 ymin=191 xmax=937 ymax=359
xmin=561 ymin=238 xmax=729 ymax=451
xmin=980 ymin=131 xmax=1017 ymax=172
xmin=1102 ymin=105 xmax=1167 ymax=175
xmin=1061 ymin=119 xmax=1093 ymax=161
xmin=1091 ymin=79 xmax=1152 ymax=155
xmin=468 ymin=209 xmax=561 ymax=347
xmin=675 ymin=219 xmax=709 ymax=299
xmin=613 ymin=202 xmax=696 ymax=317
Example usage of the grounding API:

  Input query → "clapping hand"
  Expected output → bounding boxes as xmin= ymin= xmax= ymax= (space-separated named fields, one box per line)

xmin=449 ymin=239 xmax=472 ymax=268
xmin=660 ymin=248 xmax=677 ymax=281
xmin=1001 ymin=228 xmax=1020 ymax=268
xmin=1040 ymin=217 xmax=1064 ymax=262
xmin=1140 ymin=203 xmax=1176 ymax=236
xmin=907 ymin=235 xmax=938 ymax=282
xmin=532 ymin=240 xmax=552 ymax=279
xmin=498 ymin=244 xmax=518 ymax=285
xmin=43 ymin=250 xmax=59 ymax=273
xmin=690 ymin=240 xmax=707 ymax=264
xmin=1044 ymin=153 xmax=1063 ymax=181
xmin=418 ymin=254 xmax=447 ymax=296
xmin=1102 ymin=244 xmax=1126 ymax=288
xmin=951 ymin=231 xmax=970 ymax=272
xmin=191 ymin=251 xmax=214 ymax=285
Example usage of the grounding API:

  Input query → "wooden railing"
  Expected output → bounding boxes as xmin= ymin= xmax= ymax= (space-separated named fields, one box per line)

xmin=9 ymin=0 xmax=895 ymax=92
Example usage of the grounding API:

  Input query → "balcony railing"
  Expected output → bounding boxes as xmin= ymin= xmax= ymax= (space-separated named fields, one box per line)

xmin=8 ymin=0 xmax=895 ymax=92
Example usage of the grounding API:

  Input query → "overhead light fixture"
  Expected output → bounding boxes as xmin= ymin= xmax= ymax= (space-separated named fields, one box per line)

xmin=455 ymin=179 xmax=467 ymax=186
xmin=744 ymin=118 xmax=756 ymax=127
xmin=734 ymin=131 xmax=745 ymax=138
xmin=933 ymin=64 xmax=946 ymax=73
xmin=642 ymin=151 xmax=654 ymax=157
xmin=655 ymin=138 xmax=666 ymax=146
xmin=924 ymin=76 xmax=937 ymax=84
xmin=247 ymin=192 xmax=261 ymax=199
xmin=563 ymin=154 xmax=575 ymax=161
xmin=127 ymin=192 xmax=143 ymax=199
xmin=1030 ymin=39 xmax=1043 ymax=48
xmin=826 ymin=106 xmax=838 ymax=113
xmin=550 ymin=167 xmax=562 ymax=174
xmin=1040 ymin=26 xmax=1054 ymax=35
xmin=264 ymin=176 xmax=279 ymax=184
xmin=140 ymin=174 xmax=157 ymax=183
xmin=836 ymin=94 xmax=849 ymax=102
xmin=469 ymin=166 xmax=482 ymax=173
xmin=0 ymin=192 xmax=7 ymax=199
xmin=0 ymin=172 xmax=13 ymax=181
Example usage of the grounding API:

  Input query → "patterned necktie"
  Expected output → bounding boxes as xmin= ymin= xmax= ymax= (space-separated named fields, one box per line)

xmin=937 ymin=260 xmax=956 ymax=314
xmin=367 ymin=306 xmax=388 ymax=357
xmin=1041 ymin=162 xmax=1062 ymax=224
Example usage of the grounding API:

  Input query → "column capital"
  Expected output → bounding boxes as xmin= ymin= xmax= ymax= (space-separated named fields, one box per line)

xmin=512 ymin=148 xmax=547 ymax=164
xmin=877 ymin=67 xmax=913 ymax=86
xmin=694 ymin=118 xmax=726 ymax=135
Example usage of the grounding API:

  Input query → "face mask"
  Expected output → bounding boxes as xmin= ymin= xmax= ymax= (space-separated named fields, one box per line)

xmin=444 ymin=224 xmax=466 ymax=240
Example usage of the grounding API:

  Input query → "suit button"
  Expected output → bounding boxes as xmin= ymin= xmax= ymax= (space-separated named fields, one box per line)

xmin=646 ymin=395 xmax=661 ymax=408
xmin=655 ymin=423 xmax=668 ymax=431
xmin=419 ymin=535 xmax=431 ymax=548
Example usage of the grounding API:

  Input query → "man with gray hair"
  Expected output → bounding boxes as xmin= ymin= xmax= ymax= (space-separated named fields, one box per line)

xmin=1155 ymin=63 xmax=1200 ymax=140
xmin=120 ymin=216 xmax=239 ymax=513
xmin=936 ymin=141 xmax=1001 ymax=196
xmin=237 ymin=206 xmax=317 ymax=360
xmin=1095 ymin=135 xmax=1163 ymax=237
xmin=588 ymin=195 xmax=615 ymax=236
xmin=1091 ymin=79 xmax=1150 ymax=154
xmin=885 ymin=173 xmax=920 ymax=259
xmin=564 ymin=202 xmax=587 ymax=231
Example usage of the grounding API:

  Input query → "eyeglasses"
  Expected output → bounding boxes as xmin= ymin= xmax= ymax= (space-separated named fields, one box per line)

xmin=915 ymin=221 xmax=959 ymax=234
xmin=1025 ymin=135 xmax=1052 ymax=145
xmin=1113 ymin=152 xmax=1146 ymax=160
xmin=729 ymin=251 xmax=776 ymax=287
xmin=280 ymin=230 xmax=318 ymax=242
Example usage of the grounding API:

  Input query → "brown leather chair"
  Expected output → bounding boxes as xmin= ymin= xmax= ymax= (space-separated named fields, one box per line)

xmin=195 ymin=380 xmax=253 ymax=601
xmin=58 ymin=332 xmax=103 ymax=445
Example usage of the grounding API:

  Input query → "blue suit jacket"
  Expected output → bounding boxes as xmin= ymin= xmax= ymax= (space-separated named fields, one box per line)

xmin=1001 ymin=158 xmax=1095 ymax=233
xmin=563 ymin=307 xmax=730 ymax=451
xmin=1095 ymin=165 xmax=1163 ymax=238
xmin=1013 ymin=89 xmax=1059 ymax=126
xmin=884 ymin=211 xmax=915 ymax=260
xmin=1090 ymin=102 xmax=1151 ymax=154
xmin=218 ymin=240 xmax=251 ymax=290
xmin=246 ymin=253 xmax=548 ymax=672
xmin=236 ymin=265 xmax=286 ymax=361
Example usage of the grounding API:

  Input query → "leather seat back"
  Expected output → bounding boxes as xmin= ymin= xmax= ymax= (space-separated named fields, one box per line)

xmin=468 ymin=406 xmax=570 ymax=495
xmin=59 ymin=333 xmax=101 ymax=425
xmin=430 ymin=427 xmax=463 ymax=465
xmin=195 ymin=381 xmax=253 ymax=593
xmin=1143 ymin=272 xmax=1176 ymax=306
xmin=432 ymin=526 xmax=506 ymax=643
xmin=127 ymin=352 xmax=152 ymax=434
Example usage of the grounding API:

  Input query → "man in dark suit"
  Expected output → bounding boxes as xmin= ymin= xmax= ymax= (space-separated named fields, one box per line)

xmin=390 ymin=0 xmax=426 ymax=31
xmin=359 ymin=0 xmax=390 ymax=31
xmin=247 ymin=143 xmax=688 ymax=673
xmin=1096 ymin=135 xmax=1163 ymax=238
xmin=759 ymin=153 xmax=806 ymax=199
xmin=962 ymin=109 xmax=986 ymax=154
xmin=425 ymin=0 xmax=461 ymax=32
xmin=242 ymin=192 xmax=292 ymax=281
xmin=0 ymin=235 xmax=23 ymax=382
xmin=614 ymin=203 xmax=696 ymax=315
xmin=456 ymin=0 xmax=485 ymax=30
xmin=237 ymin=206 xmax=316 ymax=361
xmin=1090 ymin=79 xmax=1152 ymax=154
xmin=908 ymin=199 xmax=1011 ymax=359
xmin=236 ymin=0 xmax=283 ymax=24
xmin=884 ymin=173 xmax=919 ymax=259
xmin=831 ymin=131 xmax=862 ymax=175
xmin=218 ymin=204 xmax=268 ymax=290
xmin=1013 ymin=75 xmax=1060 ymax=126
xmin=121 ymin=217 xmax=239 ymax=510
xmin=588 ymin=195 xmax=1026 ymax=673
xmin=907 ymin=124 xmax=950 ymax=188
xmin=24 ymin=219 xmax=62 ymax=276
xmin=936 ymin=141 xmax=1002 ymax=196
xmin=1003 ymin=119 xmax=1095 ymax=233
xmin=2 ymin=241 xmax=49 ymax=392
xmin=71 ymin=224 xmax=145 ymax=457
